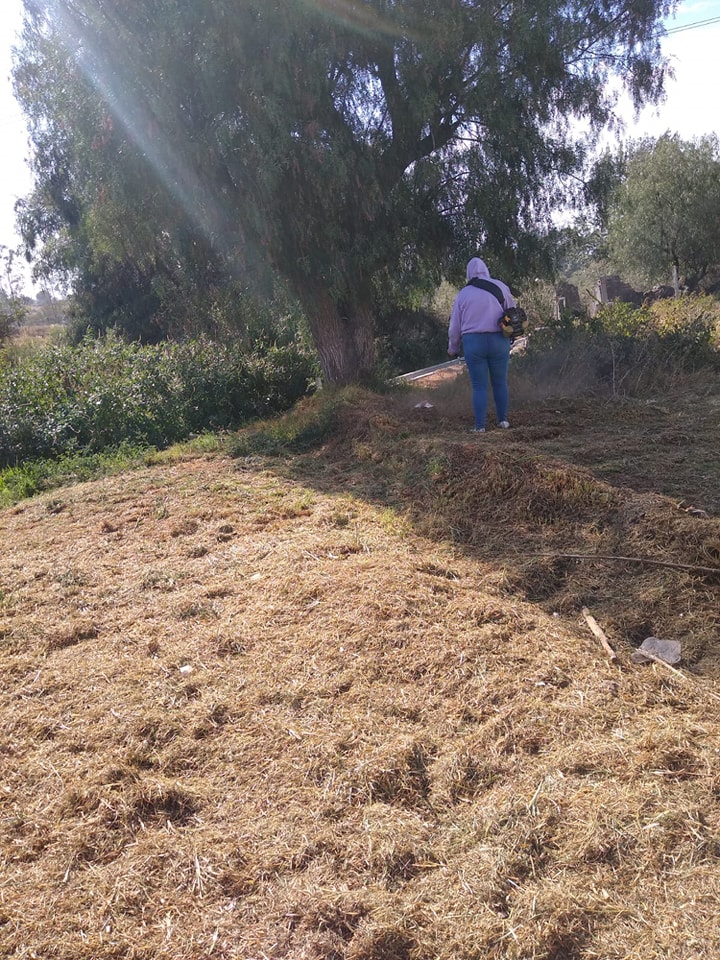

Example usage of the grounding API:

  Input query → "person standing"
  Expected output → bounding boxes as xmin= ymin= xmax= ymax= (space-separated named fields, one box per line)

xmin=448 ymin=257 xmax=515 ymax=433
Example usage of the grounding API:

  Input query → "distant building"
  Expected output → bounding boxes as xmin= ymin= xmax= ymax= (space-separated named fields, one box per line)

xmin=554 ymin=281 xmax=582 ymax=319
xmin=590 ymin=275 xmax=643 ymax=317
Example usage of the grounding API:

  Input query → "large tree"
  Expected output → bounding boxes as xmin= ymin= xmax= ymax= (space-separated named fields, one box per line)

xmin=15 ymin=0 xmax=673 ymax=383
xmin=607 ymin=134 xmax=720 ymax=290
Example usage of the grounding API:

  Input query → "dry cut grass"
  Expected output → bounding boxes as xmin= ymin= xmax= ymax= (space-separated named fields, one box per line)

xmin=1 ymin=379 xmax=720 ymax=959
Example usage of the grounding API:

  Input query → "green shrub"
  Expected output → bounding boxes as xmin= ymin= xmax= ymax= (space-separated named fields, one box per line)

xmin=592 ymin=294 xmax=718 ymax=344
xmin=228 ymin=390 xmax=344 ymax=457
xmin=375 ymin=306 xmax=449 ymax=376
xmin=518 ymin=279 xmax=565 ymax=333
xmin=590 ymin=295 xmax=718 ymax=371
xmin=646 ymin=294 xmax=720 ymax=348
xmin=590 ymin=301 xmax=649 ymax=336
xmin=0 ymin=334 xmax=317 ymax=467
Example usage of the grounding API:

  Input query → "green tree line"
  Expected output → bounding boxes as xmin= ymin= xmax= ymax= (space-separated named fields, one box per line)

xmin=606 ymin=134 xmax=720 ymax=291
xmin=555 ymin=134 xmax=720 ymax=304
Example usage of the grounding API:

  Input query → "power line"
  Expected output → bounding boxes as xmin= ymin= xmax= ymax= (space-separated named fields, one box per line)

xmin=664 ymin=14 xmax=720 ymax=36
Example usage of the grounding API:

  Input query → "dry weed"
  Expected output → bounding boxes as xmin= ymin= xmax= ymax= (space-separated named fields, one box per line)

xmin=1 ymin=385 xmax=720 ymax=959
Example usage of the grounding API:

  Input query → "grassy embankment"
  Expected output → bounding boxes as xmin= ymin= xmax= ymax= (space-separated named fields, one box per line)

xmin=2 ymin=309 xmax=720 ymax=959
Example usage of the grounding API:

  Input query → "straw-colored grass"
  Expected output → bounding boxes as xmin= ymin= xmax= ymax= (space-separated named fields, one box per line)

xmin=1 ymin=373 xmax=719 ymax=959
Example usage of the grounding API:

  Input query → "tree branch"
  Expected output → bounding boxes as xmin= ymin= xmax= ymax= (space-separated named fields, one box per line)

xmin=530 ymin=553 xmax=719 ymax=577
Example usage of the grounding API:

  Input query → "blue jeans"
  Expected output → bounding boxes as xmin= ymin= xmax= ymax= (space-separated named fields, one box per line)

xmin=462 ymin=332 xmax=510 ymax=429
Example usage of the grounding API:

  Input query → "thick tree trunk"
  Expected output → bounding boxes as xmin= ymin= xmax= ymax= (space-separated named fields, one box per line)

xmin=301 ymin=285 xmax=377 ymax=386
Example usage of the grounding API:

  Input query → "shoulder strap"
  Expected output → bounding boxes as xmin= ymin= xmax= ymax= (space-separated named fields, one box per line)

xmin=466 ymin=277 xmax=506 ymax=308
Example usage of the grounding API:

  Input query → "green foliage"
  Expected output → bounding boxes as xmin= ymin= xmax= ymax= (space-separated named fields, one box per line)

xmin=0 ymin=334 xmax=317 ymax=467
xmin=65 ymin=257 xmax=165 ymax=343
xmin=0 ymin=246 xmax=29 ymax=340
xmin=548 ymin=225 xmax=612 ymax=290
xmin=517 ymin=280 xmax=563 ymax=333
xmin=0 ymin=442 xmax=149 ymax=507
xmin=374 ymin=281 xmax=461 ymax=377
xmin=592 ymin=296 xmax=719 ymax=353
xmin=583 ymin=150 xmax=627 ymax=231
xmin=0 ymin=314 xmax=11 ymax=346
xmin=0 ymin=460 xmax=45 ymax=504
xmin=15 ymin=0 xmax=672 ymax=384
xmin=375 ymin=307 xmax=449 ymax=376
xmin=647 ymin=294 xmax=720 ymax=344
xmin=607 ymin=135 xmax=720 ymax=290
xmin=590 ymin=301 xmax=649 ymax=337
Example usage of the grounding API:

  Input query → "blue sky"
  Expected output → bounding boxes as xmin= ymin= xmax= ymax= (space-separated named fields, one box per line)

xmin=1 ymin=0 xmax=719 ymax=291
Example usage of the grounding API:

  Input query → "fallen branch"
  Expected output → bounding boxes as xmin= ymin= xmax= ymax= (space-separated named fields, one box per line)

xmin=634 ymin=651 xmax=720 ymax=704
xmin=635 ymin=649 xmax=688 ymax=681
xmin=533 ymin=553 xmax=719 ymax=577
xmin=581 ymin=607 xmax=617 ymax=661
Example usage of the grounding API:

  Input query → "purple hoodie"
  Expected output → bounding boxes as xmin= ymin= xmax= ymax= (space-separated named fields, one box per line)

xmin=448 ymin=258 xmax=515 ymax=354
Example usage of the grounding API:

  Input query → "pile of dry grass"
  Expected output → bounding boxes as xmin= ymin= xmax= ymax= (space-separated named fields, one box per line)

xmin=1 ymin=382 xmax=719 ymax=959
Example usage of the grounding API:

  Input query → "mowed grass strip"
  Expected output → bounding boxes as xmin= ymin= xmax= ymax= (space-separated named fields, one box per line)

xmin=1 ymin=390 xmax=720 ymax=960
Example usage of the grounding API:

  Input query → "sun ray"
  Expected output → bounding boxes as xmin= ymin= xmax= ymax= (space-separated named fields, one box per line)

xmin=298 ymin=0 xmax=416 ymax=41
xmin=38 ymin=0 xmax=237 ymax=260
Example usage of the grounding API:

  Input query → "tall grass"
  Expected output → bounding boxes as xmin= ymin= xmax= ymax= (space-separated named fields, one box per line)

xmin=512 ymin=294 xmax=720 ymax=403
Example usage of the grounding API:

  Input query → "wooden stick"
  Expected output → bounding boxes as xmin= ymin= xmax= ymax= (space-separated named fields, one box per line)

xmin=635 ymin=650 xmax=720 ymax=703
xmin=532 ymin=553 xmax=719 ymax=577
xmin=581 ymin=607 xmax=618 ymax=661
xmin=635 ymin=649 xmax=687 ymax=680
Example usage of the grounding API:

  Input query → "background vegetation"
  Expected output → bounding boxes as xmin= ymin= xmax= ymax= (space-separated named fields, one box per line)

xmin=12 ymin=0 xmax=672 ymax=382
xmin=0 ymin=332 xmax=317 ymax=502
xmin=606 ymin=134 xmax=720 ymax=290
xmin=2 ymin=287 xmax=718 ymax=508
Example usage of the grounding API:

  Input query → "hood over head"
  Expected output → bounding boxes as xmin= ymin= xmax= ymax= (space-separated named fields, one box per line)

xmin=466 ymin=257 xmax=490 ymax=281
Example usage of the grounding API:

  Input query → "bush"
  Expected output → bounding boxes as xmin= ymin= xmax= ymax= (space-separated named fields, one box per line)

xmin=0 ymin=442 xmax=150 ymax=507
xmin=0 ymin=334 xmax=317 ymax=467
xmin=0 ymin=311 xmax=12 ymax=344
xmin=646 ymin=294 xmax=720 ymax=347
xmin=589 ymin=300 xmax=649 ymax=337
xmin=511 ymin=295 xmax=719 ymax=402
xmin=228 ymin=385 xmax=383 ymax=458
xmin=517 ymin=279 xmax=563 ymax=332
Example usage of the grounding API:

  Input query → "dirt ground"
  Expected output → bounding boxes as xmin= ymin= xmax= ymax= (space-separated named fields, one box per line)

xmin=411 ymin=361 xmax=720 ymax=516
xmin=1 ymin=375 xmax=719 ymax=959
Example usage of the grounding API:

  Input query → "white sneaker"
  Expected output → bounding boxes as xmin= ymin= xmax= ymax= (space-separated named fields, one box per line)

xmin=470 ymin=427 xmax=485 ymax=433
xmin=498 ymin=421 xmax=510 ymax=429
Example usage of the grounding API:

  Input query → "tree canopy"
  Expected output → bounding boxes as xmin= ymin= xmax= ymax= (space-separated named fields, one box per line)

xmin=15 ymin=0 xmax=673 ymax=382
xmin=607 ymin=134 xmax=720 ymax=290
